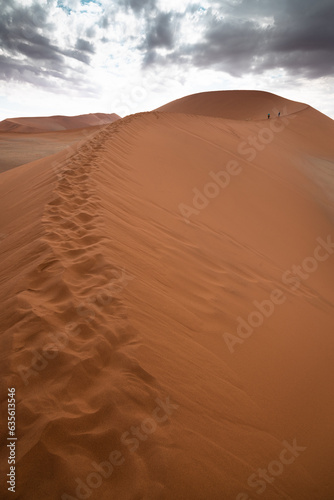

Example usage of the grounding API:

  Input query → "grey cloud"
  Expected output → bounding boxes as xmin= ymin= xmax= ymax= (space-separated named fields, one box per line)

xmin=0 ymin=53 xmax=97 ymax=97
xmin=63 ymin=48 xmax=91 ymax=64
xmin=142 ymin=0 xmax=334 ymax=79
xmin=144 ymin=12 xmax=174 ymax=49
xmin=99 ymin=14 xmax=110 ymax=29
xmin=140 ymin=11 xmax=183 ymax=67
xmin=189 ymin=17 xmax=265 ymax=76
xmin=85 ymin=26 xmax=96 ymax=38
xmin=0 ymin=0 xmax=95 ymax=87
xmin=0 ymin=2 xmax=49 ymax=50
xmin=16 ymin=41 xmax=64 ymax=61
xmin=119 ymin=0 xmax=156 ymax=14
xmin=76 ymin=38 xmax=95 ymax=54
xmin=0 ymin=54 xmax=65 ymax=86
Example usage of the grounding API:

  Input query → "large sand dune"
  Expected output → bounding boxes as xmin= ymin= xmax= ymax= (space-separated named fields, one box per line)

xmin=156 ymin=90 xmax=308 ymax=121
xmin=0 ymin=91 xmax=334 ymax=499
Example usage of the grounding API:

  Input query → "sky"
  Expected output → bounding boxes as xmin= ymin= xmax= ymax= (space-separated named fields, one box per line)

xmin=0 ymin=0 xmax=334 ymax=120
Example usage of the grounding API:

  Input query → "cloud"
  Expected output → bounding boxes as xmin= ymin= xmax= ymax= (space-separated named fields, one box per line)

xmin=75 ymin=38 xmax=95 ymax=54
xmin=139 ymin=9 xmax=186 ymax=67
xmin=0 ymin=0 xmax=95 ymax=86
xmin=85 ymin=26 xmax=96 ymax=38
xmin=141 ymin=0 xmax=334 ymax=79
xmin=119 ymin=0 xmax=157 ymax=14
xmin=0 ymin=1 xmax=50 ymax=51
xmin=15 ymin=40 xmax=64 ymax=61
xmin=188 ymin=17 xmax=265 ymax=77
xmin=144 ymin=12 xmax=175 ymax=50
xmin=0 ymin=53 xmax=65 ymax=88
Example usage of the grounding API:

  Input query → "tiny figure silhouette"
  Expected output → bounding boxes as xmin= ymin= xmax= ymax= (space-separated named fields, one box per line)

xmin=278 ymin=111 xmax=281 ymax=117
xmin=268 ymin=113 xmax=270 ymax=119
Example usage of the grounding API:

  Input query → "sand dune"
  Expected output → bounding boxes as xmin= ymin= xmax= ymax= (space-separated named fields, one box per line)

xmin=0 ymin=91 xmax=334 ymax=499
xmin=0 ymin=112 xmax=120 ymax=134
xmin=0 ymin=126 xmax=108 ymax=174
xmin=0 ymin=112 xmax=120 ymax=173
xmin=156 ymin=90 xmax=308 ymax=120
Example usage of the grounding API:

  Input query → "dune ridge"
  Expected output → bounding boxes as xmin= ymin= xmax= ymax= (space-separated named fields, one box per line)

xmin=156 ymin=90 xmax=309 ymax=120
xmin=1 ymin=91 xmax=334 ymax=499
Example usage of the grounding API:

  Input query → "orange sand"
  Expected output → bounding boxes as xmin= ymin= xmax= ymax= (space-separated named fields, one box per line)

xmin=0 ymin=91 xmax=333 ymax=499
xmin=0 ymin=113 xmax=120 ymax=174
xmin=0 ymin=112 xmax=120 ymax=134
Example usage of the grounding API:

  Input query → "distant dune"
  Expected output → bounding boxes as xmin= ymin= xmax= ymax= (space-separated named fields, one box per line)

xmin=0 ymin=113 xmax=121 ymax=173
xmin=0 ymin=112 xmax=120 ymax=134
xmin=1 ymin=91 xmax=334 ymax=500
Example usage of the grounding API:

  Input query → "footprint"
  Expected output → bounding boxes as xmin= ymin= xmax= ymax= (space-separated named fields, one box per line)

xmin=75 ymin=212 xmax=94 ymax=223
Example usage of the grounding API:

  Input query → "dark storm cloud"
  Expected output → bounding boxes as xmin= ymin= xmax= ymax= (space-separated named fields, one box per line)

xmin=142 ymin=0 xmax=334 ymax=79
xmin=189 ymin=17 xmax=265 ymax=77
xmin=0 ymin=1 xmax=51 ymax=53
xmin=140 ymin=10 xmax=183 ymax=67
xmin=144 ymin=12 xmax=174 ymax=49
xmin=0 ymin=53 xmax=68 ymax=87
xmin=0 ymin=52 xmax=98 ymax=97
xmin=0 ymin=0 xmax=95 ymax=85
xmin=0 ymin=54 xmax=58 ymax=84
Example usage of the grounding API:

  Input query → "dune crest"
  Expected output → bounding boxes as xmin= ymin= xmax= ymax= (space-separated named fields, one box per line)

xmin=156 ymin=90 xmax=308 ymax=120
xmin=1 ymin=92 xmax=334 ymax=499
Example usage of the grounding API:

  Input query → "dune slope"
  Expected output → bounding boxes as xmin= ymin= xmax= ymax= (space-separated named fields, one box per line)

xmin=1 ymin=91 xmax=334 ymax=500
xmin=0 ymin=126 xmax=108 ymax=174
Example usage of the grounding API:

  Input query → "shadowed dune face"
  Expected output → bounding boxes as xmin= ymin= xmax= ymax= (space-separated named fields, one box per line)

xmin=0 ymin=91 xmax=334 ymax=500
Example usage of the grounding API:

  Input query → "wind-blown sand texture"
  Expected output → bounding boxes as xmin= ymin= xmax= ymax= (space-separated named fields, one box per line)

xmin=0 ymin=91 xmax=333 ymax=499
